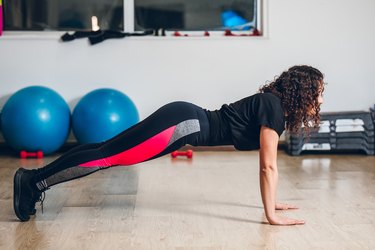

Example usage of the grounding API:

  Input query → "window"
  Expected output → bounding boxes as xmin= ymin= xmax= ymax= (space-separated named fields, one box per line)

xmin=2 ymin=0 xmax=262 ymax=35
xmin=3 ymin=0 xmax=123 ymax=31
xmin=135 ymin=0 xmax=258 ymax=32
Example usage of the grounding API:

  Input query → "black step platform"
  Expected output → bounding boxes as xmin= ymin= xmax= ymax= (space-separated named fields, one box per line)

xmin=285 ymin=110 xmax=375 ymax=155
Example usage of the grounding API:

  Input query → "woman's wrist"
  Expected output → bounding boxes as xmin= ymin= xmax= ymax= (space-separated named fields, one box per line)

xmin=266 ymin=211 xmax=276 ymax=222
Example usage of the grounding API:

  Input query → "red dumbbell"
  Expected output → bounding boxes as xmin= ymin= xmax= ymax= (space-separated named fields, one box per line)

xmin=20 ymin=150 xmax=44 ymax=159
xmin=171 ymin=150 xmax=193 ymax=159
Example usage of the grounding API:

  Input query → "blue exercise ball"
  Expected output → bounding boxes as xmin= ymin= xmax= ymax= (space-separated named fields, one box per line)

xmin=72 ymin=88 xmax=139 ymax=144
xmin=1 ymin=86 xmax=71 ymax=154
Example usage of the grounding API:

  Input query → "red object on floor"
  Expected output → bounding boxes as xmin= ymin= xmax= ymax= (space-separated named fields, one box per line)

xmin=171 ymin=150 xmax=193 ymax=159
xmin=20 ymin=150 xmax=44 ymax=159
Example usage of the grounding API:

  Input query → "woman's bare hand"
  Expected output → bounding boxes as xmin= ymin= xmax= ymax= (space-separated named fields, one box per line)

xmin=268 ymin=214 xmax=305 ymax=226
xmin=275 ymin=202 xmax=299 ymax=210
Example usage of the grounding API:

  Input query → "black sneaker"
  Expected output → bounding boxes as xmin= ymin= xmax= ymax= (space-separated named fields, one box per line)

xmin=13 ymin=168 xmax=43 ymax=221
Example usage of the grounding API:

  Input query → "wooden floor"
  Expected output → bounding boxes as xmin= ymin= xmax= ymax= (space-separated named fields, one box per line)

xmin=1 ymin=149 xmax=375 ymax=249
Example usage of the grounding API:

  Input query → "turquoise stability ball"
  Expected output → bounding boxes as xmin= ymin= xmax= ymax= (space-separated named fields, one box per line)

xmin=1 ymin=86 xmax=71 ymax=154
xmin=72 ymin=88 xmax=139 ymax=144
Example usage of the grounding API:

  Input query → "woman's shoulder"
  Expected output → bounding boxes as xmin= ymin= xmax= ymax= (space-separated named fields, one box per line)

xmin=253 ymin=92 xmax=281 ymax=101
xmin=234 ymin=92 xmax=281 ymax=107
xmin=248 ymin=93 xmax=284 ymax=117
xmin=225 ymin=93 xmax=283 ymax=116
xmin=227 ymin=92 xmax=280 ymax=106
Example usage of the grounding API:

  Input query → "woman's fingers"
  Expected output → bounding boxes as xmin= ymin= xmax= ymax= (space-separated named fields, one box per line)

xmin=286 ymin=204 xmax=299 ymax=209
xmin=290 ymin=219 xmax=305 ymax=225
xmin=275 ymin=202 xmax=299 ymax=210
xmin=269 ymin=215 xmax=305 ymax=226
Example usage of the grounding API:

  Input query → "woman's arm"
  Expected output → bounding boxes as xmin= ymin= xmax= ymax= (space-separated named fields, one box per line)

xmin=259 ymin=126 xmax=305 ymax=225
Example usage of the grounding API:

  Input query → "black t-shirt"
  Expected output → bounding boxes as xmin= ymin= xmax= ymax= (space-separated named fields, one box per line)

xmin=205 ymin=93 xmax=285 ymax=150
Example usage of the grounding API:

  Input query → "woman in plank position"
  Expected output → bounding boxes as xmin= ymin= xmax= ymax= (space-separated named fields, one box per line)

xmin=14 ymin=65 xmax=324 ymax=225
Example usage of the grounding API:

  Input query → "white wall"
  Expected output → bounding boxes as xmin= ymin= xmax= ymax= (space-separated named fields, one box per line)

xmin=0 ymin=0 xmax=374 ymax=138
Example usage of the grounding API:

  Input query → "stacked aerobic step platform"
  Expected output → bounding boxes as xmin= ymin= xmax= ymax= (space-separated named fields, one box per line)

xmin=285 ymin=110 xmax=375 ymax=156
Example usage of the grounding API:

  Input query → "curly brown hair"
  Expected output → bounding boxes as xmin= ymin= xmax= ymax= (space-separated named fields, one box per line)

xmin=259 ymin=65 xmax=325 ymax=134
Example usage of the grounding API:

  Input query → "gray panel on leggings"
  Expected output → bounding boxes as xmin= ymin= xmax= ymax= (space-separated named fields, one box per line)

xmin=167 ymin=119 xmax=200 ymax=146
xmin=44 ymin=166 xmax=100 ymax=187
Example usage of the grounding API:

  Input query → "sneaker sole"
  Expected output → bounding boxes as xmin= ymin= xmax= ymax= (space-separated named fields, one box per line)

xmin=13 ymin=168 xmax=30 ymax=222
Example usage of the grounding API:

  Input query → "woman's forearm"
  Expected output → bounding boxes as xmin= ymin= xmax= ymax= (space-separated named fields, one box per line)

xmin=258 ymin=126 xmax=304 ymax=226
xmin=259 ymin=163 xmax=278 ymax=222
xmin=258 ymin=126 xmax=280 ymax=224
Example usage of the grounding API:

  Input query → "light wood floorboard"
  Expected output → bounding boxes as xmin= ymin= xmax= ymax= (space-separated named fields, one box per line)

xmin=1 ymin=150 xmax=375 ymax=249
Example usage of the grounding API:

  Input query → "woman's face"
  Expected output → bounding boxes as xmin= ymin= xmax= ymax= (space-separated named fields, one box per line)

xmin=307 ymin=80 xmax=324 ymax=116
xmin=317 ymin=79 xmax=325 ymax=105
xmin=317 ymin=88 xmax=324 ymax=105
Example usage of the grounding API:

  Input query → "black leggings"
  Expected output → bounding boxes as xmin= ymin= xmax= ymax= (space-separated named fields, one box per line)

xmin=35 ymin=102 xmax=211 ymax=190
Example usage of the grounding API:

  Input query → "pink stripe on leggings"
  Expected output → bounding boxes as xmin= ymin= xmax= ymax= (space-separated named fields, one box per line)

xmin=79 ymin=125 xmax=176 ymax=167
